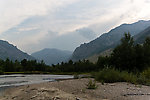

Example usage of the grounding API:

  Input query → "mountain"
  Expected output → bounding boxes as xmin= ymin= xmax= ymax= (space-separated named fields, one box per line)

xmin=134 ymin=26 xmax=150 ymax=43
xmin=87 ymin=26 xmax=150 ymax=63
xmin=31 ymin=48 xmax=72 ymax=65
xmin=0 ymin=40 xmax=35 ymax=61
xmin=72 ymin=20 xmax=150 ymax=61
xmin=87 ymin=49 xmax=113 ymax=63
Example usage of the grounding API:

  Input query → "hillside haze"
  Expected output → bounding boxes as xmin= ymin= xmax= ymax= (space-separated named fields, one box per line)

xmin=0 ymin=40 xmax=35 ymax=61
xmin=134 ymin=26 xmax=150 ymax=44
xmin=31 ymin=48 xmax=72 ymax=65
xmin=72 ymin=20 xmax=150 ymax=61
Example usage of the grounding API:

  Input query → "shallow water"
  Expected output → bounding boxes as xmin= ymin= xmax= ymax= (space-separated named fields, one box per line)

xmin=0 ymin=74 xmax=73 ymax=95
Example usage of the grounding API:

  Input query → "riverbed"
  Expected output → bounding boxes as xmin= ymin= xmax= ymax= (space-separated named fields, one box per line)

xmin=1 ymin=78 xmax=150 ymax=100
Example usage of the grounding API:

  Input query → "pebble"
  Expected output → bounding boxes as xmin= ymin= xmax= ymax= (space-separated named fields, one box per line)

xmin=76 ymin=97 xmax=80 ymax=100
xmin=53 ymin=96 xmax=60 ymax=100
xmin=30 ymin=95 xmax=37 ymax=99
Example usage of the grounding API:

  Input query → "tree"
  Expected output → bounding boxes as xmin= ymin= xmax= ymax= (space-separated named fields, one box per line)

xmin=3 ymin=58 xmax=15 ymax=72
xmin=111 ymin=32 xmax=136 ymax=71
xmin=97 ymin=56 xmax=111 ymax=69
xmin=134 ymin=44 xmax=145 ymax=70
xmin=21 ymin=59 xmax=27 ymax=71
xmin=143 ymin=37 xmax=150 ymax=67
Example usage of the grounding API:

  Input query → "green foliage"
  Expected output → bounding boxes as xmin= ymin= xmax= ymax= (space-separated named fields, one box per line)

xmin=50 ymin=60 xmax=97 ymax=73
xmin=101 ymin=33 xmax=150 ymax=72
xmin=0 ymin=66 xmax=3 ymax=75
xmin=74 ymin=74 xmax=79 ymax=79
xmin=137 ymin=68 xmax=150 ymax=85
xmin=97 ymin=56 xmax=111 ymax=69
xmin=0 ymin=57 xmax=99 ymax=74
xmin=0 ymin=70 xmax=3 ymax=74
xmin=0 ymin=64 xmax=4 ymax=74
xmin=94 ymin=68 xmax=137 ymax=83
xmin=93 ymin=67 xmax=150 ymax=85
xmin=120 ymin=71 xmax=137 ymax=84
xmin=86 ymin=79 xmax=98 ymax=89
xmin=111 ymin=32 xmax=136 ymax=71
xmin=0 ymin=58 xmax=49 ymax=73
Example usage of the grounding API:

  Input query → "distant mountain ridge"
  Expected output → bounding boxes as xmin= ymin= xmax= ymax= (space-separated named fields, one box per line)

xmin=0 ymin=40 xmax=35 ymax=61
xmin=134 ymin=26 xmax=150 ymax=43
xmin=31 ymin=48 xmax=72 ymax=65
xmin=72 ymin=20 xmax=150 ymax=61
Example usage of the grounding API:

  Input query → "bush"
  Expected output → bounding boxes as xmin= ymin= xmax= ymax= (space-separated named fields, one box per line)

xmin=95 ymin=68 xmax=121 ymax=83
xmin=0 ymin=70 xmax=3 ymax=75
xmin=121 ymin=71 xmax=137 ymax=84
xmin=74 ymin=74 xmax=79 ymax=79
xmin=86 ymin=79 xmax=98 ymax=89
xmin=137 ymin=68 xmax=150 ymax=85
xmin=94 ymin=68 xmax=137 ymax=83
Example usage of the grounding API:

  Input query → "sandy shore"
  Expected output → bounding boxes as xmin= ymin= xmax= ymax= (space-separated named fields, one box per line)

xmin=0 ymin=78 xmax=150 ymax=100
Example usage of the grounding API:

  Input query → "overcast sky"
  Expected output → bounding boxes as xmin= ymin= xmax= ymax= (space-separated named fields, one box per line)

xmin=0 ymin=0 xmax=150 ymax=54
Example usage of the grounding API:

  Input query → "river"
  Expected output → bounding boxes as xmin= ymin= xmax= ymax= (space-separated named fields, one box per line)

xmin=0 ymin=74 xmax=74 ymax=95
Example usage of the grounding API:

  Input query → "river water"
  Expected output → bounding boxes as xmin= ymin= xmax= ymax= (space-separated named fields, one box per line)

xmin=0 ymin=74 xmax=73 ymax=95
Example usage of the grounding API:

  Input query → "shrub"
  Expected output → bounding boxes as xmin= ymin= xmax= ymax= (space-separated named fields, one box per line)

xmin=0 ymin=70 xmax=3 ymax=75
xmin=137 ymin=68 xmax=150 ymax=85
xmin=94 ymin=68 xmax=137 ymax=83
xmin=95 ymin=68 xmax=121 ymax=83
xmin=74 ymin=74 xmax=79 ymax=79
xmin=86 ymin=79 xmax=98 ymax=89
xmin=121 ymin=71 xmax=137 ymax=84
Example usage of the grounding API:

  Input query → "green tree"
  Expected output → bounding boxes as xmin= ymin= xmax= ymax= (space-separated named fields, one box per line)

xmin=111 ymin=32 xmax=136 ymax=71
xmin=21 ymin=59 xmax=27 ymax=71
xmin=97 ymin=56 xmax=111 ymax=69
xmin=143 ymin=37 xmax=150 ymax=67
xmin=134 ymin=44 xmax=145 ymax=71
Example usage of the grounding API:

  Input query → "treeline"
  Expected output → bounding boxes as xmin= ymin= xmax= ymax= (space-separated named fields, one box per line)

xmin=0 ymin=58 xmax=96 ymax=74
xmin=50 ymin=60 xmax=96 ymax=72
xmin=1 ymin=32 xmax=150 ymax=74
xmin=0 ymin=59 xmax=49 ymax=73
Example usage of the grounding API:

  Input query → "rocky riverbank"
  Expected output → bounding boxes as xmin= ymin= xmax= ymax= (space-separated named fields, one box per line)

xmin=0 ymin=78 xmax=150 ymax=100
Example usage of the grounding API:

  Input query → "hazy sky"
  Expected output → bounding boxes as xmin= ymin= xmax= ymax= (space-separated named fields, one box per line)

xmin=0 ymin=0 xmax=150 ymax=54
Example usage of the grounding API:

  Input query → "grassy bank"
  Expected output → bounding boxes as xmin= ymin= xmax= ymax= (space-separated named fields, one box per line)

xmin=92 ymin=68 xmax=150 ymax=86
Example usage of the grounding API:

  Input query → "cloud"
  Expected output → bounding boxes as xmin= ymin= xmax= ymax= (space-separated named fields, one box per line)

xmin=18 ymin=27 xmax=38 ymax=32
xmin=145 ymin=0 xmax=150 ymax=3
xmin=1 ymin=19 xmax=94 ymax=53
xmin=76 ymin=28 xmax=96 ymax=40
xmin=0 ymin=0 xmax=79 ymax=33
xmin=1 ymin=0 xmax=150 ymax=53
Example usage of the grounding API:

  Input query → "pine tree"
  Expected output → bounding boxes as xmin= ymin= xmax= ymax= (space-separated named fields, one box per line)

xmin=111 ymin=32 xmax=136 ymax=71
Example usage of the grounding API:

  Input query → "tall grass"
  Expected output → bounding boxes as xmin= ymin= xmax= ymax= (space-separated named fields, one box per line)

xmin=93 ymin=67 xmax=150 ymax=85
xmin=137 ymin=68 xmax=150 ymax=85
xmin=94 ymin=68 xmax=137 ymax=84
